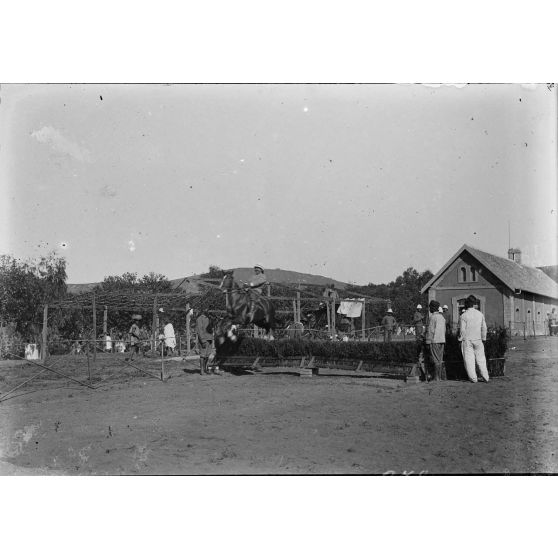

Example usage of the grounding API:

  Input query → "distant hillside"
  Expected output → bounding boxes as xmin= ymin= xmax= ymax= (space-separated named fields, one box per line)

xmin=538 ymin=265 xmax=558 ymax=284
xmin=225 ymin=268 xmax=348 ymax=289
xmin=67 ymin=268 xmax=349 ymax=295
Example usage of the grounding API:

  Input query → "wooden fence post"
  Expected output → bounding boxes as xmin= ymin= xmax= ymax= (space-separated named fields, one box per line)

xmin=296 ymin=291 xmax=301 ymax=323
xmin=152 ymin=296 xmax=158 ymax=352
xmin=361 ymin=300 xmax=366 ymax=340
xmin=186 ymin=303 xmax=191 ymax=355
xmin=331 ymin=299 xmax=336 ymax=339
xmin=103 ymin=305 xmax=108 ymax=337
xmin=41 ymin=304 xmax=48 ymax=361
xmin=92 ymin=293 xmax=97 ymax=362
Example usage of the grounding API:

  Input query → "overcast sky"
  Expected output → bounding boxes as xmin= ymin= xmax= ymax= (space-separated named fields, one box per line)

xmin=1 ymin=83 xmax=556 ymax=285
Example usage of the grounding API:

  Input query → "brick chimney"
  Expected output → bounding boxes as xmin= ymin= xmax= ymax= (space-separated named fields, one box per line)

xmin=508 ymin=248 xmax=522 ymax=264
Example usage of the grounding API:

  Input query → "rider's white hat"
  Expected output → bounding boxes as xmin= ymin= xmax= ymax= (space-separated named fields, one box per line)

xmin=254 ymin=264 xmax=264 ymax=272
xmin=416 ymin=304 xmax=422 ymax=309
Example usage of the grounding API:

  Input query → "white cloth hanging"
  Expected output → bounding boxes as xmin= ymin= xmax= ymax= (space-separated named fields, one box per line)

xmin=337 ymin=299 xmax=364 ymax=318
xmin=163 ymin=323 xmax=176 ymax=349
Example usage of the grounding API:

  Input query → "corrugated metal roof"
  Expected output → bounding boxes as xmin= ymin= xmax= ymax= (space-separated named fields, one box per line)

xmin=421 ymin=244 xmax=558 ymax=299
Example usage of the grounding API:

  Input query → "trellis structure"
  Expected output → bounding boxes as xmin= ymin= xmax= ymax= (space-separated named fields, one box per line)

xmin=42 ymin=278 xmax=391 ymax=360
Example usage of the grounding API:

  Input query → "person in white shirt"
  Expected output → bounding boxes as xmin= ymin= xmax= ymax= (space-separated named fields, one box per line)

xmin=458 ymin=295 xmax=489 ymax=383
xmin=163 ymin=318 xmax=176 ymax=355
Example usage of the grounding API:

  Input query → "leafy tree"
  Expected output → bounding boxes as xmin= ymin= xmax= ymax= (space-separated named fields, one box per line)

xmin=200 ymin=265 xmax=225 ymax=280
xmin=94 ymin=271 xmax=172 ymax=293
xmin=350 ymin=267 xmax=434 ymax=326
xmin=0 ymin=253 xmax=67 ymax=340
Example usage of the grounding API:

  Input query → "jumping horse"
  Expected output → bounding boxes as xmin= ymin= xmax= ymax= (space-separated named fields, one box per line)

xmin=218 ymin=272 xmax=275 ymax=342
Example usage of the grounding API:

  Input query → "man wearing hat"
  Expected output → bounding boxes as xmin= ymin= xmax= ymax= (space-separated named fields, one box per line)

xmin=128 ymin=315 xmax=142 ymax=361
xmin=442 ymin=304 xmax=453 ymax=335
xmin=458 ymin=295 xmax=489 ymax=382
xmin=413 ymin=304 xmax=425 ymax=338
xmin=242 ymin=264 xmax=268 ymax=322
xmin=412 ymin=304 xmax=426 ymax=378
xmin=425 ymin=300 xmax=446 ymax=381
xmin=381 ymin=308 xmax=397 ymax=343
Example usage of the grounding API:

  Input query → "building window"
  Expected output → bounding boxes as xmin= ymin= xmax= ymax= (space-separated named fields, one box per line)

xmin=470 ymin=268 xmax=477 ymax=282
xmin=459 ymin=267 xmax=467 ymax=282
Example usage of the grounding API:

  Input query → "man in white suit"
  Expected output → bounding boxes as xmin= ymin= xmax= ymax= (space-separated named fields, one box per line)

xmin=458 ymin=295 xmax=489 ymax=383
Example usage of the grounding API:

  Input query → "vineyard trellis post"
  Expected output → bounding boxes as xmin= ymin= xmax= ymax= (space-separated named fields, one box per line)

xmin=152 ymin=295 xmax=158 ymax=352
xmin=103 ymin=305 xmax=108 ymax=337
xmin=361 ymin=300 xmax=366 ymax=340
xmin=92 ymin=292 xmax=97 ymax=362
xmin=41 ymin=304 xmax=48 ymax=361
xmin=185 ymin=302 xmax=191 ymax=355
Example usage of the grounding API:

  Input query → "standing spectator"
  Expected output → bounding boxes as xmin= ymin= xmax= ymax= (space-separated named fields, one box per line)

xmin=128 ymin=315 xmax=142 ymax=361
xmin=381 ymin=308 xmax=397 ymax=343
xmin=115 ymin=335 xmax=125 ymax=353
xmin=458 ymin=295 xmax=489 ymax=383
xmin=104 ymin=332 xmax=113 ymax=353
xmin=548 ymin=308 xmax=557 ymax=336
xmin=196 ymin=308 xmax=216 ymax=375
xmin=163 ymin=318 xmax=176 ymax=356
xmin=425 ymin=300 xmax=446 ymax=381
xmin=413 ymin=304 xmax=425 ymax=337
xmin=442 ymin=305 xmax=452 ymax=335
xmin=413 ymin=304 xmax=426 ymax=380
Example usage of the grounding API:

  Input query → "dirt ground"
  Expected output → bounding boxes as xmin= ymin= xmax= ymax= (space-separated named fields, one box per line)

xmin=0 ymin=336 xmax=557 ymax=474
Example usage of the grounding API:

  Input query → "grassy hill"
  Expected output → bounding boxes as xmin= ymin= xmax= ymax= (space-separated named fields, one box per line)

xmin=67 ymin=268 xmax=349 ymax=295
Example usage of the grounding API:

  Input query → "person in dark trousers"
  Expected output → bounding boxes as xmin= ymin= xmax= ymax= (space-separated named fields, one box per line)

xmin=413 ymin=304 xmax=425 ymax=337
xmin=128 ymin=315 xmax=142 ymax=361
xmin=196 ymin=309 xmax=216 ymax=375
xmin=413 ymin=304 xmax=426 ymax=380
xmin=548 ymin=308 xmax=557 ymax=336
xmin=425 ymin=300 xmax=446 ymax=381
xmin=442 ymin=304 xmax=452 ymax=335
xmin=381 ymin=309 xmax=397 ymax=342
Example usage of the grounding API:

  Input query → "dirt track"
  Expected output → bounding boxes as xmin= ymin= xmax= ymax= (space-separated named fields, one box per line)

xmin=0 ymin=337 xmax=557 ymax=474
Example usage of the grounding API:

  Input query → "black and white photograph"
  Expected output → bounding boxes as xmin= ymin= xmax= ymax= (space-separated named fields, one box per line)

xmin=1 ymin=82 xmax=556 ymax=476
xmin=0 ymin=3 xmax=557 ymax=556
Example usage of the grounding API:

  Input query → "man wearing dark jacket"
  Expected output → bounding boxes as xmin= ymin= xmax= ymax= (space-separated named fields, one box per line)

xmin=196 ymin=309 xmax=216 ymax=375
xmin=442 ymin=304 xmax=452 ymax=335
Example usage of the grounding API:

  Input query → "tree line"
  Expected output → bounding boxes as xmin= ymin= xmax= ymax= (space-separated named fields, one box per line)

xmin=0 ymin=254 xmax=433 ymax=344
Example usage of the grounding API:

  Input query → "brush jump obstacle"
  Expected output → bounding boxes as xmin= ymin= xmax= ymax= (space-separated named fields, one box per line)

xmin=1 ymin=272 xmax=392 ymax=401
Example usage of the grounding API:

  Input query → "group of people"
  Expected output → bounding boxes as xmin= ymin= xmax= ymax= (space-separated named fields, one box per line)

xmin=127 ymin=313 xmax=177 ymax=360
xmin=411 ymin=295 xmax=490 ymax=383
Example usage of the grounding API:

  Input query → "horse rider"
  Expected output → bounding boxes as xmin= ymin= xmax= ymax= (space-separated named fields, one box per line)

xmin=242 ymin=264 xmax=268 ymax=322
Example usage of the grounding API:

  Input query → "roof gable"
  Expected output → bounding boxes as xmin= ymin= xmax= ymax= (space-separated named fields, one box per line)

xmin=421 ymin=245 xmax=558 ymax=300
